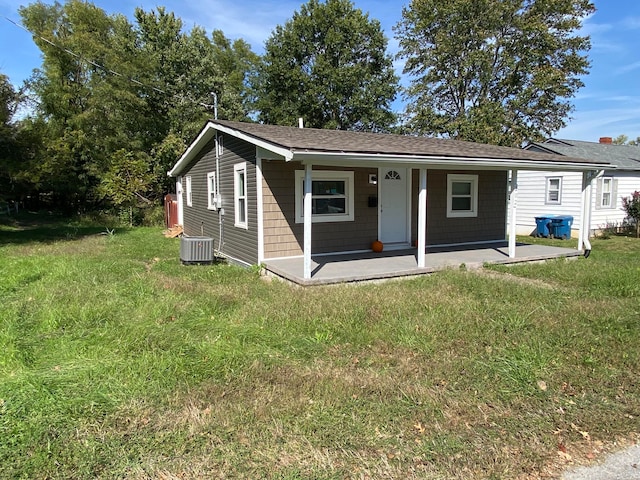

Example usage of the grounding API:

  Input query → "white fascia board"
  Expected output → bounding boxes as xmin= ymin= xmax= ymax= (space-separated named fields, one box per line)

xmin=168 ymin=122 xmax=216 ymax=177
xmin=168 ymin=121 xmax=294 ymax=177
xmin=292 ymin=151 xmax=612 ymax=172
xmin=211 ymin=122 xmax=293 ymax=161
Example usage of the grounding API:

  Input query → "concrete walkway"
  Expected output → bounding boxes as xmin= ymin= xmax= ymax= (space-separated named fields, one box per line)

xmin=562 ymin=444 xmax=640 ymax=480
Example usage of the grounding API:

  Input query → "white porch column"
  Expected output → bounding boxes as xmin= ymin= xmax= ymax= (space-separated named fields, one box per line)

xmin=303 ymin=163 xmax=313 ymax=279
xmin=578 ymin=171 xmax=596 ymax=253
xmin=418 ymin=168 xmax=427 ymax=268
xmin=578 ymin=172 xmax=587 ymax=251
xmin=508 ymin=169 xmax=518 ymax=258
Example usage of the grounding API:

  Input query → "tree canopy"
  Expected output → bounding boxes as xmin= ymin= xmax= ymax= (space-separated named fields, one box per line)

xmin=254 ymin=0 xmax=399 ymax=131
xmin=13 ymin=0 xmax=259 ymax=212
xmin=395 ymin=0 xmax=595 ymax=146
xmin=612 ymin=135 xmax=640 ymax=146
xmin=3 ymin=0 xmax=604 ymax=216
xmin=0 ymin=73 xmax=24 ymax=199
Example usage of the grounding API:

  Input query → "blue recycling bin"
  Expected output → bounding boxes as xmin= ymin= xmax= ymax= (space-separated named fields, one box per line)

xmin=534 ymin=215 xmax=556 ymax=237
xmin=550 ymin=215 xmax=573 ymax=239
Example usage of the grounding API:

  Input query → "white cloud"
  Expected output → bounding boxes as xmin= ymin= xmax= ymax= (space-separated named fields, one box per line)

xmin=622 ymin=16 xmax=640 ymax=29
xmin=580 ymin=20 xmax=613 ymax=36
xmin=559 ymin=101 xmax=640 ymax=140
xmin=614 ymin=61 xmax=640 ymax=75
xmin=174 ymin=0 xmax=302 ymax=51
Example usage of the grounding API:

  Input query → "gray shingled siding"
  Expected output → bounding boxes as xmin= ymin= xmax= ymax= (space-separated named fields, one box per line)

xmin=262 ymin=161 xmax=379 ymax=256
xmin=412 ymin=170 xmax=508 ymax=245
xmin=181 ymin=138 xmax=220 ymax=241
xmin=217 ymin=134 xmax=259 ymax=265
xmin=180 ymin=134 xmax=259 ymax=266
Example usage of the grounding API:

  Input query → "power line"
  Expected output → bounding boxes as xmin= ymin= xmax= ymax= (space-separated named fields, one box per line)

xmin=4 ymin=16 xmax=216 ymax=110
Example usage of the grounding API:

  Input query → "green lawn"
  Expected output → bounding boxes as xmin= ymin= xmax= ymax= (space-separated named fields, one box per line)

xmin=1 ymin=213 xmax=639 ymax=479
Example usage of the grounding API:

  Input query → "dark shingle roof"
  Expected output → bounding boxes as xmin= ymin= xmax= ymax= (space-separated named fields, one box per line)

xmin=168 ymin=121 xmax=613 ymax=177
xmin=527 ymin=138 xmax=640 ymax=170
xmin=213 ymin=120 xmax=605 ymax=165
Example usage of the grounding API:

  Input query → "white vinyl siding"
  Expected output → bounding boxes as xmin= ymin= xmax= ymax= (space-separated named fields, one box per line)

xmin=510 ymin=170 xmax=639 ymax=235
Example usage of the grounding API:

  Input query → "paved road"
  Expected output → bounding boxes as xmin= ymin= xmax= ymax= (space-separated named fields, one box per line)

xmin=562 ymin=444 xmax=640 ymax=480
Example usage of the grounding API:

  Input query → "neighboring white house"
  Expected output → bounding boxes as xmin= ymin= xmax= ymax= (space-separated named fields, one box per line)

xmin=513 ymin=137 xmax=640 ymax=236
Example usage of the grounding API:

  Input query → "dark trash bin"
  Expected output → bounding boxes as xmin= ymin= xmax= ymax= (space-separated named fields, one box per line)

xmin=534 ymin=215 xmax=556 ymax=237
xmin=550 ymin=215 xmax=573 ymax=239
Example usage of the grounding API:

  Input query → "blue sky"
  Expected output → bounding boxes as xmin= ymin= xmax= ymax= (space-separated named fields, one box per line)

xmin=1 ymin=0 xmax=639 ymax=142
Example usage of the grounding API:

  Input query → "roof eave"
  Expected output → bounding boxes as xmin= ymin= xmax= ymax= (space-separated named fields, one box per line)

xmin=168 ymin=121 xmax=216 ymax=177
xmin=168 ymin=121 xmax=293 ymax=177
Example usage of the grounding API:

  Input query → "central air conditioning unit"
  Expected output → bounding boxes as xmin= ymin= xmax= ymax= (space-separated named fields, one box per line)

xmin=180 ymin=236 xmax=214 ymax=264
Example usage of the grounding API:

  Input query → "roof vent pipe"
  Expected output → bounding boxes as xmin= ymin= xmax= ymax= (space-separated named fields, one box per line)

xmin=298 ymin=118 xmax=304 ymax=129
xmin=599 ymin=137 xmax=612 ymax=144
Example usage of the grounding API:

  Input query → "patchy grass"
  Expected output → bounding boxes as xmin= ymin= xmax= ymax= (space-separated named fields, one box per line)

xmin=1 ymin=217 xmax=639 ymax=479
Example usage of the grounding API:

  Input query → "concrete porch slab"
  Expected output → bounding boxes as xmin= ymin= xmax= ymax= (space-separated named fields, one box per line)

xmin=263 ymin=242 xmax=582 ymax=286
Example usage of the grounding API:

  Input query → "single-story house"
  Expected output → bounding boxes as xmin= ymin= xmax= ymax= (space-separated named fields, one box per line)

xmin=168 ymin=120 xmax=610 ymax=285
xmin=514 ymin=137 xmax=640 ymax=236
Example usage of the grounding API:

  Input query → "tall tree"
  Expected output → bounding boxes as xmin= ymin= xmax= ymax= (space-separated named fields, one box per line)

xmin=254 ymin=0 xmax=399 ymax=131
xmin=0 ymin=73 xmax=23 ymax=198
xmin=18 ymin=1 xmax=259 ymax=212
xmin=20 ymin=0 xmax=141 ymax=208
xmin=133 ymin=7 xmax=259 ymax=197
xmin=395 ymin=0 xmax=594 ymax=146
xmin=612 ymin=135 xmax=640 ymax=146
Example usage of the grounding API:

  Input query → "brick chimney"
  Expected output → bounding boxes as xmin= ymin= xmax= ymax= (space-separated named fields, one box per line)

xmin=599 ymin=137 xmax=613 ymax=144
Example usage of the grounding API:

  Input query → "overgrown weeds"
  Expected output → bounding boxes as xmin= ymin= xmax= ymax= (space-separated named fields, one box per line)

xmin=1 ymin=218 xmax=638 ymax=479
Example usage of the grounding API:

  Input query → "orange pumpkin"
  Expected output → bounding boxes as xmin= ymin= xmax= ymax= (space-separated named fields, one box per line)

xmin=371 ymin=240 xmax=384 ymax=252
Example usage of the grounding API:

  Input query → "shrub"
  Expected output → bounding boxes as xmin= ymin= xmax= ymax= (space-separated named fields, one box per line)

xmin=622 ymin=191 xmax=640 ymax=238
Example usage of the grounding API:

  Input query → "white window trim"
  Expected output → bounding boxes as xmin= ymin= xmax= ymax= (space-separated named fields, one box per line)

xmin=545 ymin=176 xmax=562 ymax=205
xmin=185 ymin=175 xmax=192 ymax=207
xmin=447 ymin=174 xmax=478 ymax=218
xmin=217 ymin=135 xmax=224 ymax=156
xmin=600 ymin=177 xmax=613 ymax=208
xmin=295 ymin=170 xmax=355 ymax=223
xmin=234 ymin=162 xmax=248 ymax=229
xmin=207 ymin=171 xmax=217 ymax=210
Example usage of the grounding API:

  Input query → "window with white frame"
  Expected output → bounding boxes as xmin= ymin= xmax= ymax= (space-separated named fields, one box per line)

xmin=295 ymin=170 xmax=355 ymax=223
xmin=447 ymin=174 xmax=478 ymax=218
xmin=185 ymin=175 xmax=192 ymax=207
xmin=207 ymin=171 xmax=217 ymax=210
xmin=545 ymin=177 xmax=562 ymax=204
xmin=217 ymin=135 xmax=224 ymax=156
xmin=600 ymin=177 xmax=613 ymax=208
xmin=234 ymin=163 xmax=248 ymax=228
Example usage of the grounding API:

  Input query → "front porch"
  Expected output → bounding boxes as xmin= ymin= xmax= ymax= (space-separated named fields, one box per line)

xmin=263 ymin=241 xmax=582 ymax=286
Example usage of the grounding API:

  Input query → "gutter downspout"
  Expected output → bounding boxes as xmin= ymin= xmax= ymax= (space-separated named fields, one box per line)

xmin=216 ymin=132 xmax=223 ymax=255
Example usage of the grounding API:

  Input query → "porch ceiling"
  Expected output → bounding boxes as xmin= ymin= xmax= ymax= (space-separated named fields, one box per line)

xmin=263 ymin=242 xmax=582 ymax=286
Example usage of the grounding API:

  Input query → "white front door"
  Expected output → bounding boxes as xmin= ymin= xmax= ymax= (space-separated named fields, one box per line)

xmin=379 ymin=168 xmax=409 ymax=244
